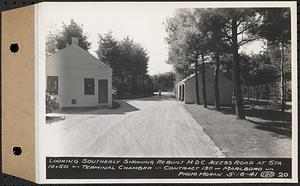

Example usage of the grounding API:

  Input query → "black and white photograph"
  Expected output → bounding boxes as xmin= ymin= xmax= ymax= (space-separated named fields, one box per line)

xmin=37 ymin=1 xmax=297 ymax=183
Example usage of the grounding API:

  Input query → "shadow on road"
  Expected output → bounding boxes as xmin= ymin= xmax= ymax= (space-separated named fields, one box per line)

xmin=184 ymin=103 xmax=291 ymax=157
xmin=216 ymin=106 xmax=291 ymax=138
xmin=246 ymin=119 xmax=291 ymax=138
xmin=218 ymin=106 xmax=291 ymax=121
xmin=59 ymin=100 xmax=140 ymax=115
xmin=135 ymin=92 xmax=176 ymax=102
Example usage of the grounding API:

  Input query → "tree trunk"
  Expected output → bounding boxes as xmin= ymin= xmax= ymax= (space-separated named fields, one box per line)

xmin=194 ymin=56 xmax=200 ymax=105
xmin=247 ymin=83 xmax=250 ymax=106
xmin=201 ymin=54 xmax=207 ymax=108
xmin=256 ymin=86 xmax=259 ymax=103
xmin=252 ymin=86 xmax=255 ymax=109
xmin=280 ymin=41 xmax=285 ymax=112
xmin=214 ymin=51 xmax=220 ymax=110
xmin=232 ymin=16 xmax=245 ymax=119
xmin=266 ymin=83 xmax=270 ymax=104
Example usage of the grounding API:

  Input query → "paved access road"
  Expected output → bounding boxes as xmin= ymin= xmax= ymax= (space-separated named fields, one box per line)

xmin=45 ymin=93 xmax=224 ymax=157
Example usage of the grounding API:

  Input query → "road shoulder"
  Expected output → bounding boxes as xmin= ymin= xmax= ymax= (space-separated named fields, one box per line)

xmin=183 ymin=104 xmax=291 ymax=157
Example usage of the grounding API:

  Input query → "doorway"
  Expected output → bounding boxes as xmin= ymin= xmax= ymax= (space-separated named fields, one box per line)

xmin=98 ymin=79 xmax=108 ymax=103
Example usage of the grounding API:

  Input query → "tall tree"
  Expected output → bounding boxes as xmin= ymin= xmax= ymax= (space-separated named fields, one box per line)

xmin=165 ymin=9 xmax=209 ymax=106
xmin=196 ymin=9 xmax=229 ymax=110
xmin=96 ymin=34 xmax=149 ymax=96
xmin=239 ymin=51 xmax=278 ymax=106
xmin=200 ymin=53 xmax=207 ymax=108
xmin=96 ymin=32 xmax=122 ymax=79
xmin=96 ymin=32 xmax=119 ymax=66
xmin=46 ymin=19 xmax=91 ymax=56
xmin=257 ymin=8 xmax=291 ymax=112
xmin=190 ymin=9 xmax=211 ymax=108
xmin=152 ymin=72 xmax=176 ymax=92
xmin=216 ymin=9 xmax=262 ymax=119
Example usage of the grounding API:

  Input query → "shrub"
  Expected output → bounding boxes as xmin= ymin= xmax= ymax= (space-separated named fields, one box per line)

xmin=46 ymin=93 xmax=60 ymax=113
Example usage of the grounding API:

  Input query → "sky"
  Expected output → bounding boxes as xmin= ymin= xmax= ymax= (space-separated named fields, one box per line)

xmin=40 ymin=2 xmax=267 ymax=75
xmin=41 ymin=2 xmax=179 ymax=75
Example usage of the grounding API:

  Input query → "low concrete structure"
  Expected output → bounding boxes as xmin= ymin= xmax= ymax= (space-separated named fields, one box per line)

xmin=46 ymin=37 xmax=112 ymax=108
xmin=176 ymin=68 xmax=233 ymax=105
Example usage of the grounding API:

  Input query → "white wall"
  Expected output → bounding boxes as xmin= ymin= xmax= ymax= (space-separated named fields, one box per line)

xmin=46 ymin=44 xmax=112 ymax=108
xmin=176 ymin=68 xmax=233 ymax=105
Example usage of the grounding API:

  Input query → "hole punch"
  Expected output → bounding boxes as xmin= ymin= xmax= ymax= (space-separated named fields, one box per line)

xmin=13 ymin=147 xmax=22 ymax=156
xmin=10 ymin=43 xmax=19 ymax=53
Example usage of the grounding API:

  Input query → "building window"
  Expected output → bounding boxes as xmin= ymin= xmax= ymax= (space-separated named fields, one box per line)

xmin=84 ymin=78 xmax=95 ymax=95
xmin=47 ymin=76 xmax=58 ymax=95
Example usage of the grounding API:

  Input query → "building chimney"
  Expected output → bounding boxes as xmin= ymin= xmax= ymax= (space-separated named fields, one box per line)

xmin=71 ymin=37 xmax=78 ymax=45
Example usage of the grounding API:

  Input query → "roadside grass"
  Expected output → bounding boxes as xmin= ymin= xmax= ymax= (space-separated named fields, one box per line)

xmin=183 ymin=104 xmax=291 ymax=157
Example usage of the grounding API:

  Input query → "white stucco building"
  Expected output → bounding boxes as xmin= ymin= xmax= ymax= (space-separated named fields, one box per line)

xmin=176 ymin=68 xmax=233 ymax=105
xmin=46 ymin=37 xmax=112 ymax=108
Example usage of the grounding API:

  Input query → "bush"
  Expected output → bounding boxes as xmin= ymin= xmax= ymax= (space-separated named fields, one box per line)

xmin=46 ymin=93 xmax=60 ymax=113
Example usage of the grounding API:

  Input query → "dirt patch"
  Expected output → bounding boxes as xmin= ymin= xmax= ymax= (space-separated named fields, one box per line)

xmin=184 ymin=104 xmax=291 ymax=157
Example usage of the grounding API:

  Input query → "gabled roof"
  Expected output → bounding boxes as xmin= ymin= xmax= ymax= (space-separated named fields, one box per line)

xmin=176 ymin=67 xmax=232 ymax=85
xmin=47 ymin=44 xmax=112 ymax=71
xmin=178 ymin=73 xmax=195 ymax=84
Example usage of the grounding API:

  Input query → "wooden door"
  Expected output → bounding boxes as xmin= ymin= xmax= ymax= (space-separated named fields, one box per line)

xmin=98 ymin=79 xmax=108 ymax=103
